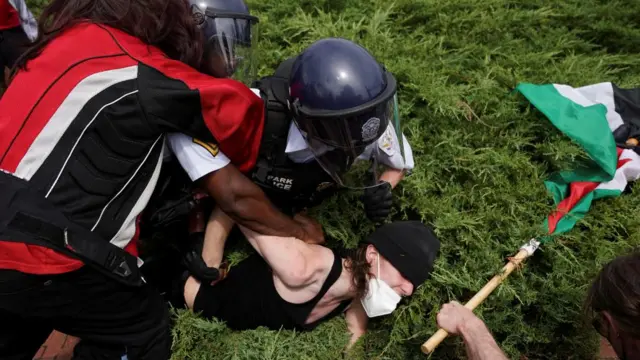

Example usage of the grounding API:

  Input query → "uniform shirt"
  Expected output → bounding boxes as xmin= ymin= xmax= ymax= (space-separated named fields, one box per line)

xmin=168 ymin=88 xmax=415 ymax=181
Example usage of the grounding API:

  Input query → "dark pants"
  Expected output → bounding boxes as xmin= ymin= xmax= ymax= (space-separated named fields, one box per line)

xmin=0 ymin=26 xmax=30 ymax=72
xmin=0 ymin=266 xmax=171 ymax=360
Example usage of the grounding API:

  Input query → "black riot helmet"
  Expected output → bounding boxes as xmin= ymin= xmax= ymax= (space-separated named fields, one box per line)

xmin=189 ymin=0 xmax=260 ymax=85
xmin=288 ymin=38 xmax=405 ymax=189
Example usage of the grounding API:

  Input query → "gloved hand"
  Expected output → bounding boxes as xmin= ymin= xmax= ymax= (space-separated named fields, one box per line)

xmin=181 ymin=232 xmax=220 ymax=283
xmin=182 ymin=249 xmax=221 ymax=283
xmin=360 ymin=181 xmax=393 ymax=223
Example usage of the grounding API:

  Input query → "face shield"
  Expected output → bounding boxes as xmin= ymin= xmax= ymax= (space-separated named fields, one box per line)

xmin=291 ymin=72 xmax=405 ymax=189
xmin=196 ymin=9 xmax=260 ymax=86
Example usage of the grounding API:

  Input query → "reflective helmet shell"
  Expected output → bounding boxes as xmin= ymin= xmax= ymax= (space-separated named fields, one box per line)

xmin=188 ymin=0 xmax=260 ymax=84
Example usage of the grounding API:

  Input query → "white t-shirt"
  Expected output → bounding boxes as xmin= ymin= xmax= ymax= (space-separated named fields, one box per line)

xmin=167 ymin=89 xmax=415 ymax=181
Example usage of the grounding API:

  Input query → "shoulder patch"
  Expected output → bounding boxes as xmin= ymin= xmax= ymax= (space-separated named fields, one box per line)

xmin=193 ymin=138 xmax=219 ymax=157
xmin=378 ymin=126 xmax=395 ymax=156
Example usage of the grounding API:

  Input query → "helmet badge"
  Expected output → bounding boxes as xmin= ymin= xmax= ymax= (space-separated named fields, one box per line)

xmin=361 ymin=117 xmax=381 ymax=142
xmin=191 ymin=5 xmax=206 ymax=26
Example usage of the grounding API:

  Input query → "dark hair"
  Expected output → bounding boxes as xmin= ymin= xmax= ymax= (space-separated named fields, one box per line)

xmin=13 ymin=0 xmax=212 ymax=76
xmin=343 ymin=243 xmax=372 ymax=300
xmin=584 ymin=251 xmax=640 ymax=338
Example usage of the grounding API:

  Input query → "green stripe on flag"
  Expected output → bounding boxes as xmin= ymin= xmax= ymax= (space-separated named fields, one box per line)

xmin=539 ymin=187 xmax=623 ymax=243
xmin=540 ymin=191 xmax=594 ymax=242
xmin=516 ymin=82 xmax=623 ymax=243
xmin=515 ymin=83 xmax=618 ymax=182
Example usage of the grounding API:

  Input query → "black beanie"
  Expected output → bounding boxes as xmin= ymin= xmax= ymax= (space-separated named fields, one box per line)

xmin=361 ymin=221 xmax=440 ymax=288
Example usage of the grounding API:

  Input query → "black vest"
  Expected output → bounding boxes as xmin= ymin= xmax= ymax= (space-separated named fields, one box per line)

xmin=249 ymin=58 xmax=338 ymax=215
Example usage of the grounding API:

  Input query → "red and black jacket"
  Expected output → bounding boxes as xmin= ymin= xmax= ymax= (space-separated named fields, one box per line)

xmin=0 ymin=22 xmax=264 ymax=277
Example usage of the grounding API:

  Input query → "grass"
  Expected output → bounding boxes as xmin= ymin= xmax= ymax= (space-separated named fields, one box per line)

xmin=169 ymin=0 xmax=640 ymax=359
xmin=26 ymin=0 xmax=640 ymax=358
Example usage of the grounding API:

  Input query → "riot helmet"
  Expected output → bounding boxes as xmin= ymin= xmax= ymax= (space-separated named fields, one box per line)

xmin=288 ymin=38 xmax=405 ymax=189
xmin=189 ymin=0 xmax=260 ymax=85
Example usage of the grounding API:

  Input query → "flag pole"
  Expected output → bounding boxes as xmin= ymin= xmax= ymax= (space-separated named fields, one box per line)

xmin=420 ymin=239 xmax=541 ymax=355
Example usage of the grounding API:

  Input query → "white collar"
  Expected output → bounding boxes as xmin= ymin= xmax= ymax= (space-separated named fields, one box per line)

xmin=284 ymin=123 xmax=309 ymax=154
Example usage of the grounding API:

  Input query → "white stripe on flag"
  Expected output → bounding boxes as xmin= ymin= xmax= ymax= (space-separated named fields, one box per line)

xmin=553 ymin=83 xmax=624 ymax=132
xmin=596 ymin=149 xmax=640 ymax=192
xmin=14 ymin=65 xmax=139 ymax=180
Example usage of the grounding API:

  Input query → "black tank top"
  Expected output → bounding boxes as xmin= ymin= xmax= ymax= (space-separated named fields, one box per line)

xmin=193 ymin=249 xmax=352 ymax=331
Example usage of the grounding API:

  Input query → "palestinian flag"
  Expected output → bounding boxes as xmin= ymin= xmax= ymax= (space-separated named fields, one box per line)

xmin=515 ymin=82 xmax=640 ymax=241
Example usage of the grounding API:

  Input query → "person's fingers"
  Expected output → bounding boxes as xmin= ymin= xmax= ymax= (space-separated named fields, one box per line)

xmin=439 ymin=301 xmax=459 ymax=315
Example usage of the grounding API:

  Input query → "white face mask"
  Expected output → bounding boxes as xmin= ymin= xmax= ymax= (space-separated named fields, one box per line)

xmin=360 ymin=254 xmax=401 ymax=318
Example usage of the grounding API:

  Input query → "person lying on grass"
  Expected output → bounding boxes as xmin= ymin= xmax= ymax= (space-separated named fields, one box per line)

xmin=176 ymin=207 xmax=440 ymax=347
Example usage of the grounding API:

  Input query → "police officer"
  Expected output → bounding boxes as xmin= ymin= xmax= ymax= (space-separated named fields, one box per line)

xmin=252 ymin=37 xmax=415 ymax=220
xmin=164 ymin=37 xmax=415 ymax=285
xmin=169 ymin=37 xmax=414 ymax=223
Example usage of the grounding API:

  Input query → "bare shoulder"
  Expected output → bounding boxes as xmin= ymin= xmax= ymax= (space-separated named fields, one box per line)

xmin=272 ymin=244 xmax=337 ymax=304
xmin=306 ymin=243 xmax=336 ymax=266
xmin=291 ymin=243 xmax=336 ymax=285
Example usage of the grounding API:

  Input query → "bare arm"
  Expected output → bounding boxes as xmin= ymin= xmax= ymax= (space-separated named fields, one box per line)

xmin=436 ymin=301 xmax=508 ymax=360
xmin=201 ymin=206 xmax=235 ymax=268
xmin=238 ymin=222 xmax=331 ymax=290
xmin=344 ymin=301 xmax=369 ymax=348
xmin=182 ymin=208 xmax=235 ymax=309
xmin=197 ymin=165 xmax=323 ymax=244
xmin=459 ymin=319 xmax=509 ymax=360
xmin=379 ymin=167 xmax=405 ymax=188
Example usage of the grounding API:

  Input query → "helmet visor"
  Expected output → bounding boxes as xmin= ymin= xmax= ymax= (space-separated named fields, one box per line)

xmin=202 ymin=14 xmax=261 ymax=86
xmin=295 ymin=94 xmax=405 ymax=189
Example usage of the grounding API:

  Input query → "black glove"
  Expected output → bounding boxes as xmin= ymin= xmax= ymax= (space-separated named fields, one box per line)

xmin=147 ymin=194 xmax=195 ymax=229
xmin=360 ymin=181 xmax=393 ymax=223
xmin=182 ymin=250 xmax=220 ymax=283
xmin=181 ymin=232 xmax=220 ymax=283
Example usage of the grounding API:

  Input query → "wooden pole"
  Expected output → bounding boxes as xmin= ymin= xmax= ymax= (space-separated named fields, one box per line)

xmin=421 ymin=245 xmax=535 ymax=355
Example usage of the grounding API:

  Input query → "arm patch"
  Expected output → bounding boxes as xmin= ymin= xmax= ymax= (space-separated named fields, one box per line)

xmin=192 ymin=138 xmax=219 ymax=157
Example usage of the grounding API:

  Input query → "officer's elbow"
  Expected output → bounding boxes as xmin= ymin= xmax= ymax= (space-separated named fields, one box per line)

xmin=201 ymin=168 xmax=262 ymax=222
xmin=198 ymin=168 xmax=241 ymax=218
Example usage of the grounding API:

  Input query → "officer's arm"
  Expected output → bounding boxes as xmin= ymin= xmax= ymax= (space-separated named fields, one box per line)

xmin=166 ymin=133 xmax=322 ymax=243
xmin=197 ymin=165 xmax=317 ymax=242
xmin=137 ymin=61 xmax=322 ymax=242
xmin=379 ymin=168 xmax=404 ymax=188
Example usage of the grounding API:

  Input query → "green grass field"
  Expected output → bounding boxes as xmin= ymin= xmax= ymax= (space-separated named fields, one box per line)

xmin=168 ymin=1 xmax=640 ymax=359
xmin=24 ymin=0 xmax=640 ymax=358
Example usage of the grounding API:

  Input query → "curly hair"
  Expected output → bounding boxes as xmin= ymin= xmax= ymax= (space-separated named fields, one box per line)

xmin=343 ymin=243 xmax=373 ymax=300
